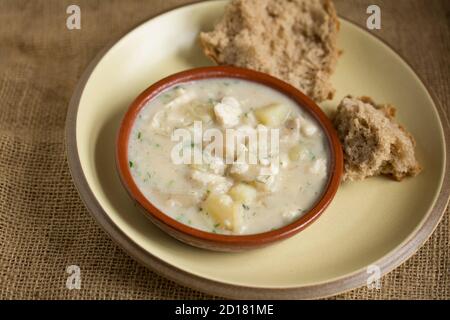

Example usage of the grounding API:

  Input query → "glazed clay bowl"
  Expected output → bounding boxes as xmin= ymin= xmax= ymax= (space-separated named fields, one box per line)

xmin=116 ymin=66 xmax=343 ymax=252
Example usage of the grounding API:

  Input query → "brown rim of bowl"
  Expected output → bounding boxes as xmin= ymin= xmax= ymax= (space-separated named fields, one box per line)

xmin=116 ymin=66 xmax=344 ymax=248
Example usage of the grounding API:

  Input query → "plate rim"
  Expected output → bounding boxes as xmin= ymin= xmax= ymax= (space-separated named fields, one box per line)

xmin=65 ymin=1 xmax=450 ymax=299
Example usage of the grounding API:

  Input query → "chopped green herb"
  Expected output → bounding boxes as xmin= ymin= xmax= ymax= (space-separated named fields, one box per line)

xmin=188 ymin=220 xmax=192 ymax=225
xmin=137 ymin=132 xmax=142 ymax=139
xmin=214 ymin=223 xmax=221 ymax=228
xmin=212 ymin=229 xmax=217 ymax=234
xmin=129 ymin=161 xmax=134 ymax=168
xmin=242 ymin=204 xmax=250 ymax=210
xmin=199 ymin=207 xmax=203 ymax=212
xmin=306 ymin=149 xmax=316 ymax=160
xmin=160 ymin=93 xmax=171 ymax=103
xmin=155 ymin=143 xmax=161 ymax=148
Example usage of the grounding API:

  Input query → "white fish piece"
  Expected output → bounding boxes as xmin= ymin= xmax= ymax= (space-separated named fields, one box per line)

xmin=254 ymin=174 xmax=278 ymax=193
xmin=214 ymin=97 xmax=242 ymax=128
xmin=190 ymin=170 xmax=233 ymax=194
xmin=300 ymin=117 xmax=318 ymax=137
xmin=165 ymin=88 xmax=196 ymax=109
xmin=309 ymin=158 xmax=327 ymax=176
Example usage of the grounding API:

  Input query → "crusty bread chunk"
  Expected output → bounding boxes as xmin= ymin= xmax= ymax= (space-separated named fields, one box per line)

xmin=200 ymin=0 xmax=340 ymax=102
xmin=333 ymin=96 xmax=421 ymax=181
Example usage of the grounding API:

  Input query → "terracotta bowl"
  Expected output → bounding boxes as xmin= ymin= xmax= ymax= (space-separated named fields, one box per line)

xmin=116 ymin=66 xmax=343 ymax=252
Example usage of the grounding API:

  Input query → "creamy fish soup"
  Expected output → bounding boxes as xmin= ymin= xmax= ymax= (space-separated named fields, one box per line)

xmin=128 ymin=78 xmax=330 ymax=235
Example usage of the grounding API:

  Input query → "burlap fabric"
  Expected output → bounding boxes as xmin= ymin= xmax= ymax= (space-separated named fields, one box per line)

xmin=0 ymin=0 xmax=448 ymax=299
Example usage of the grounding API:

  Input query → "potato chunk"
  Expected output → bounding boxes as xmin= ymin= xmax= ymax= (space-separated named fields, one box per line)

xmin=289 ymin=145 xmax=302 ymax=161
xmin=254 ymin=103 xmax=290 ymax=127
xmin=202 ymin=194 xmax=242 ymax=232
xmin=228 ymin=183 xmax=257 ymax=204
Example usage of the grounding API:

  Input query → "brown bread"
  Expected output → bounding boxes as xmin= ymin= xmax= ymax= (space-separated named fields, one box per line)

xmin=200 ymin=0 xmax=340 ymax=102
xmin=333 ymin=96 xmax=421 ymax=181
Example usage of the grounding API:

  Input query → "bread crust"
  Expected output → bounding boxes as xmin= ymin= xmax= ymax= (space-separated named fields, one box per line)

xmin=200 ymin=0 xmax=340 ymax=102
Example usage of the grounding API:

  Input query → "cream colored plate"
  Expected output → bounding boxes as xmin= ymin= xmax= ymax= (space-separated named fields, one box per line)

xmin=66 ymin=1 xmax=450 ymax=299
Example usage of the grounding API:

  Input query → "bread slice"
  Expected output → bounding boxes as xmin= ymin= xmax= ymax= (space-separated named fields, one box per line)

xmin=199 ymin=0 xmax=340 ymax=102
xmin=333 ymin=96 xmax=421 ymax=181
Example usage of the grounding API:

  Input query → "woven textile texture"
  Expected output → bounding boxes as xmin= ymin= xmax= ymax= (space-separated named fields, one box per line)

xmin=0 ymin=0 xmax=448 ymax=299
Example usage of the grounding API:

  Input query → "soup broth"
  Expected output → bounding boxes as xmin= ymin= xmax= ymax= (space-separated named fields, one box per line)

xmin=128 ymin=78 xmax=330 ymax=235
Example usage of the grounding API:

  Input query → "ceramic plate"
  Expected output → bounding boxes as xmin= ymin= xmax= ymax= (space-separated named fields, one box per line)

xmin=66 ymin=0 xmax=450 ymax=299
